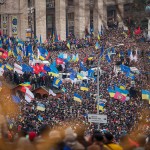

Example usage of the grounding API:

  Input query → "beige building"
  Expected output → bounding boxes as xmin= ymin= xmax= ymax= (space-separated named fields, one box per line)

xmin=0 ymin=0 xmax=136 ymax=41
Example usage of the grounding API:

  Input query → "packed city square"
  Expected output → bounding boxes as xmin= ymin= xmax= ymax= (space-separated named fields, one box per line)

xmin=0 ymin=25 xmax=149 ymax=150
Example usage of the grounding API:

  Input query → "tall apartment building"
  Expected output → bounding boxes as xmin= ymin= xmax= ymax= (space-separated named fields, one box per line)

xmin=0 ymin=0 xmax=147 ymax=41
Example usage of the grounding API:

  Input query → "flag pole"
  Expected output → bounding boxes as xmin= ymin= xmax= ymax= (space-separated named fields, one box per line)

xmin=97 ymin=43 xmax=124 ymax=130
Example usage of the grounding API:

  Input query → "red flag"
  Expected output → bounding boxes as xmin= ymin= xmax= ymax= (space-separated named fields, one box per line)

xmin=58 ymin=35 xmax=61 ymax=41
xmin=84 ymin=57 xmax=88 ymax=63
xmin=56 ymin=58 xmax=64 ymax=65
xmin=114 ymin=92 xmax=126 ymax=102
xmin=33 ymin=64 xmax=40 ymax=74
xmin=2 ymin=51 xmax=8 ymax=59
xmin=134 ymin=27 xmax=141 ymax=35
xmin=39 ymin=64 xmax=46 ymax=73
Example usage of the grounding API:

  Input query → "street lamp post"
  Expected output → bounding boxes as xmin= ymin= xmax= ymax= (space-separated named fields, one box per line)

xmin=145 ymin=1 xmax=150 ymax=37
xmin=97 ymin=43 xmax=124 ymax=130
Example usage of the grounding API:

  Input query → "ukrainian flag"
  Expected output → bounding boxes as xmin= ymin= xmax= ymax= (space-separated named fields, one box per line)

xmin=6 ymin=64 xmax=13 ymax=70
xmin=115 ymin=86 xmax=129 ymax=96
xmin=74 ymin=93 xmax=82 ymax=103
xmin=108 ymin=87 xmax=115 ymax=97
xmin=97 ymin=103 xmax=105 ymax=112
xmin=80 ymin=85 xmax=89 ymax=91
xmin=37 ymin=103 xmax=45 ymax=111
xmin=77 ymin=73 xmax=84 ymax=80
xmin=95 ymin=42 xmax=100 ymax=50
xmin=142 ymin=90 xmax=150 ymax=100
xmin=38 ymin=115 xmax=43 ymax=122
xmin=48 ymin=72 xmax=59 ymax=77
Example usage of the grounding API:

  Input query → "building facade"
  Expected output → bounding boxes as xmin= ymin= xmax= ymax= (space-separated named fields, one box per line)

xmin=0 ymin=0 xmax=142 ymax=41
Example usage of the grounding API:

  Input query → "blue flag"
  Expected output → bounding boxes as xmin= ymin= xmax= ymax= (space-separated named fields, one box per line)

xmin=88 ymin=69 xmax=94 ymax=78
xmin=53 ymin=78 xmax=62 ymax=88
xmin=12 ymin=95 xmax=20 ymax=103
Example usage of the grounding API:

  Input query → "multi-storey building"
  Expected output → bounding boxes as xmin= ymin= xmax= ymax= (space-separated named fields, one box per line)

xmin=0 ymin=0 xmax=148 ymax=41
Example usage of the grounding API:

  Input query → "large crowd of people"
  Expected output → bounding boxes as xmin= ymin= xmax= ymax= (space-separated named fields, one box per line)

xmin=0 ymin=27 xmax=150 ymax=150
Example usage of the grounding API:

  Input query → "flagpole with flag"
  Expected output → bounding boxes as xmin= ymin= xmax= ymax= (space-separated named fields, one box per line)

xmin=96 ymin=43 xmax=124 ymax=130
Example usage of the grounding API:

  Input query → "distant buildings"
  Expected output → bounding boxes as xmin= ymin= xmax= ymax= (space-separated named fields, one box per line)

xmin=0 ymin=0 xmax=147 ymax=40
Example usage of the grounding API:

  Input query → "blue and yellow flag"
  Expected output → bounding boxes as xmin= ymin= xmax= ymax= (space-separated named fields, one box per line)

xmin=80 ymin=84 xmax=89 ymax=91
xmin=97 ymin=102 xmax=105 ymax=112
xmin=49 ymin=71 xmax=59 ymax=77
xmin=142 ymin=90 xmax=150 ymax=100
xmin=95 ymin=42 xmax=100 ymax=50
xmin=107 ymin=87 xmax=115 ymax=97
xmin=77 ymin=73 xmax=84 ymax=80
xmin=6 ymin=64 xmax=13 ymax=70
xmin=53 ymin=78 xmax=62 ymax=88
xmin=115 ymin=86 xmax=129 ymax=96
xmin=74 ymin=93 xmax=82 ymax=103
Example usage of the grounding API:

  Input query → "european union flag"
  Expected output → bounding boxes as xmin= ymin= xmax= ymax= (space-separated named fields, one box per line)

xmin=44 ymin=65 xmax=51 ymax=72
xmin=80 ymin=61 xmax=87 ymax=71
xmin=26 ymin=44 xmax=33 ymax=56
xmin=22 ymin=64 xmax=33 ymax=73
xmin=120 ymin=65 xmax=130 ymax=73
xmin=70 ymin=73 xmax=75 ymax=80
xmin=126 ymin=71 xmax=135 ymax=80
xmin=38 ymin=47 xmax=48 ymax=56
xmin=53 ymin=78 xmax=62 ymax=88
xmin=88 ymin=69 xmax=94 ymax=78
xmin=105 ymin=54 xmax=111 ymax=63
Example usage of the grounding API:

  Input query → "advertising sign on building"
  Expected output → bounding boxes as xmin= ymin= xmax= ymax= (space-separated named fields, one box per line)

xmin=12 ymin=16 xmax=18 ymax=35
xmin=88 ymin=114 xmax=107 ymax=124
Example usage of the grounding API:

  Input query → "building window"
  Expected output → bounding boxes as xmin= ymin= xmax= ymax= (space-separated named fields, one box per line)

xmin=47 ymin=14 xmax=55 ymax=37
xmin=28 ymin=0 xmax=35 ymax=8
xmin=46 ymin=0 xmax=55 ymax=8
xmin=68 ymin=0 xmax=74 ymax=6
xmin=107 ymin=5 xmax=117 ymax=27
xmin=90 ymin=9 xmax=93 ymax=30
xmin=124 ymin=3 xmax=133 ymax=13
xmin=67 ymin=13 xmax=74 ymax=34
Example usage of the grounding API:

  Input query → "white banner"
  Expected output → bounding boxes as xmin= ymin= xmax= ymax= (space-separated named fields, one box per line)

xmin=14 ymin=63 xmax=23 ymax=74
xmin=88 ymin=114 xmax=107 ymax=124
xmin=25 ymin=88 xmax=34 ymax=103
